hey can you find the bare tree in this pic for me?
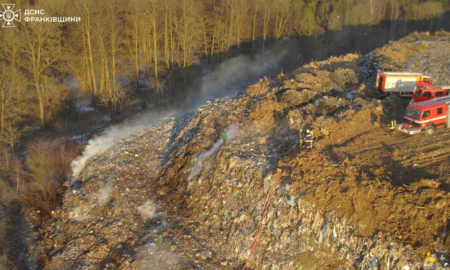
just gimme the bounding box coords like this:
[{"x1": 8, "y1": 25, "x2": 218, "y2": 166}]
[
  {"x1": 127, "y1": 0, "x2": 145, "y2": 90},
  {"x1": 261, "y1": 0, "x2": 273, "y2": 41},
  {"x1": 15, "y1": 21, "x2": 63, "y2": 129},
  {"x1": 75, "y1": 0, "x2": 99, "y2": 98},
  {"x1": 0, "y1": 63, "x2": 29, "y2": 133},
  {"x1": 298, "y1": 0, "x2": 321, "y2": 37},
  {"x1": 162, "y1": 0, "x2": 177, "y2": 68},
  {"x1": 178, "y1": 0, "x2": 202, "y2": 68},
  {"x1": 234, "y1": 0, "x2": 249, "y2": 46},
  {"x1": 250, "y1": 0, "x2": 260, "y2": 42},
  {"x1": 416, "y1": 1, "x2": 445, "y2": 31},
  {"x1": 274, "y1": 0, "x2": 292, "y2": 39},
  {"x1": 389, "y1": 0, "x2": 401, "y2": 39},
  {"x1": 0, "y1": 124, "x2": 23, "y2": 155},
  {"x1": 19, "y1": 138, "x2": 81, "y2": 215},
  {"x1": 369, "y1": 0, "x2": 384, "y2": 25}
]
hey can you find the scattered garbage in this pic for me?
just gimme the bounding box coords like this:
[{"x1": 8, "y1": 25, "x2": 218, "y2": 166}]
[{"x1": 35, "y1": 32, "x2": 450, "y2": 269}]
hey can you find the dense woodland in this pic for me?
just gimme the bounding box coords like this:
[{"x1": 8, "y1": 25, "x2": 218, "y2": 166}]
[
  {"x1": 0, "y1": 0, "x2": 448, "y2": 131},
  {"x1": 0, "y1": 0, "x2": 449, "y2": 267}
]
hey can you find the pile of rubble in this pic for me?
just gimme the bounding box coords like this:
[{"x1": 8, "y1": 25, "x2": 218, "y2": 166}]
[
  {"x1": 373, "y1": 30, "x2": 450, "y2": 85},
  {"x1": 36, "y1": 31, "x2": 450, "y2": 270}
]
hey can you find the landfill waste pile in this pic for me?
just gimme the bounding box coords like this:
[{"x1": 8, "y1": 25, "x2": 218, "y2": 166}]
[
  {"x1": 372, "y1": 31, "x2": 450, "y2": 86},
  {"x1": 35, "y1": 31, "x2": 450, "y2": 270}
]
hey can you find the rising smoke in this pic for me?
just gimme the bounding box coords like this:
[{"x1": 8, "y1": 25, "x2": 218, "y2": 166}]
[
  {"x1": 183, "y1": 48, "x2": 288, "y2": 111},
  {"x1": 134, "y1": 243, "x2": 179, "y2": 270},
  {"x1": 95, "y1": 179, "x2": 113, "y2": 206},
  {"x1": 187, "y1": 124, "x2": 240, "y2": 182},
  {"x1": 137, "y1": 200, "x2": 158, "y2": 220},
  {"x1": 71, "y1": 46, "x2": 289, "y2": 183},
  {"x1": 68, "y1": 206, "x2": 88, "y2": 222},
  {"x1": 70, "y1": 110, "x2": 176, "y2": 183}
]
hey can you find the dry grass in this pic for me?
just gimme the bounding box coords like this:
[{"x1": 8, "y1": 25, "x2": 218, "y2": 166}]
[
  {"x1": 16, "y1": 138, "x2": 83, "y2": 216},
  {"x1": 0, "y1": 253, "x2": 16, "y2": 270},
  {"x1": 305, "y1": 53, "x2": 360, "y2": 69},
  {"x1": 246, "y1": 77, "x2": 271, "y2": 97},
  {"x1": 375, "y1": 41, "x2": 421, "y2": 63},
  {"x1": 0, "y1": 217, "x2": 16, "y2": 270}
]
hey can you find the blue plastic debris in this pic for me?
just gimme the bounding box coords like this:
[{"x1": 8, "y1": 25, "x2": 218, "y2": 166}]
[
  {"x1": 224, "y1": 209, "x2": 228, "y2": 221},
  {"x1": 288, "y1": 198, "x2": 295, "y2": 206},
  {"x1": 371, "y1": 258, "x2": 377, "y2": 267}
]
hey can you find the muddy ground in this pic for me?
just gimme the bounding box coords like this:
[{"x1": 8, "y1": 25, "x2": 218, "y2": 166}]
[{"x1": 37, "y1": 31, "x2": 450, "y2": 270}]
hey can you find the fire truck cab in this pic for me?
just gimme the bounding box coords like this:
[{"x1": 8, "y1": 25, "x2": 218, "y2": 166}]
[
  {"x1": 411, "y1": 85, "x2": 449, "y2": 103},
  {"x1": 376, "y1": 72, "x2": 432, "y2": 97},
  {"x1": 397, "y1": 96, "x2": 450, "y2": 136}
]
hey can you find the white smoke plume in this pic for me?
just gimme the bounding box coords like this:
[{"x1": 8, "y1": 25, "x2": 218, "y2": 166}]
[
  {"x1": 183, "y1": 49, "x2": 288, "y2": 111},
  {"x1": 70, "y1": 110, "x2": 176, "y2": 183},
  {"x1": 71, "y1": 47, "x2": 289, "y2": 184},
  {"x1": 187, "y1": 124, "x2": 240, "y2": 182},
  {"x1": 186, "y1": 140, "x2": 221, "y2": 182},
  {"x1": 137, "y1": 200, "x2": 158, "y2": 220},
  {"x1": 68, "y1": 206, "x2": 88, "y2": 222},
  {"x1": 96, "y1": 180, "x2": 113, "y2": 206},
  {"x1": 134, "y1": 243, "x2": 178, "y2": 270},
  {"x1": 225, "y1": 123, "x2": 240, "y2": 141}
]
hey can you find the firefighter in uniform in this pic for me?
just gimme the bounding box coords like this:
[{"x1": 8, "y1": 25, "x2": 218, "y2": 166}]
[
  {"x1": 305, "y1": 129, "x2": 314, "y2": 149},
  {"x1": 299, "y1": 129, "x2": 304, "y2": 147}
]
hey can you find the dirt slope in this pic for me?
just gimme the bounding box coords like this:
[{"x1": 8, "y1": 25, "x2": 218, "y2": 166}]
[{"x1": 37, "y1": 31, "x2": 450, "y2": 270}]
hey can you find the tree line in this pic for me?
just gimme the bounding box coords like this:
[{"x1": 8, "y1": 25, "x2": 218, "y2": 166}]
[{"x1": 0, "y1": 0, "x2": 448, "y2": 133}]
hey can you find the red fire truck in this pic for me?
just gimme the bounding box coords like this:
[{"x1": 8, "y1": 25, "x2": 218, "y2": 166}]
[
  {"x1": 411, "y1": 84, "x2": 450, "y2": 103},
  {"x1": 396, "y1": 96, "x2": 450, "y2": 136},
  {"x1": 376, "y1": 72, "x2": 432, "y2": 96}
]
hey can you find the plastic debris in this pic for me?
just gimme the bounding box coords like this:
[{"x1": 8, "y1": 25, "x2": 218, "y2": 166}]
[{"x1": 34, "y1": 33, "x2": 450, "y2": 270}]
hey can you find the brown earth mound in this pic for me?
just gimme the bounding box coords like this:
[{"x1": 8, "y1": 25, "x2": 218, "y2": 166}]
[{"x1": 38, "y1": 32, "x2": 450, "y2": 270}]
